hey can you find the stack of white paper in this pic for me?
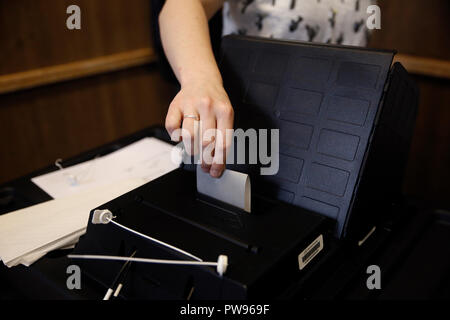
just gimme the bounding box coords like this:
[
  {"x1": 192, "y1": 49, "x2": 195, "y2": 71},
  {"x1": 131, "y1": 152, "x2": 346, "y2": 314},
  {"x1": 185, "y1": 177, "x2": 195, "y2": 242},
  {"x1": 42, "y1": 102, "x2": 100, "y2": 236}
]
[{"x1": 0, "y1": 137, "x2": 181, "y2": 267}]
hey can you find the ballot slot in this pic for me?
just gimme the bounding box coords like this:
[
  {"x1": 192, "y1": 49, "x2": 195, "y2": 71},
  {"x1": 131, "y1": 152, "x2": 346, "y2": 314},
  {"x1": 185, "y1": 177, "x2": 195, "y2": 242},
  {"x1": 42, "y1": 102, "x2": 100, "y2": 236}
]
[
  {"x1": 141, "y1": 196, "x2": 257, "y2": 252},
  {"x1": 196, "y1": 192, "x2": 249, "y2": 217}
]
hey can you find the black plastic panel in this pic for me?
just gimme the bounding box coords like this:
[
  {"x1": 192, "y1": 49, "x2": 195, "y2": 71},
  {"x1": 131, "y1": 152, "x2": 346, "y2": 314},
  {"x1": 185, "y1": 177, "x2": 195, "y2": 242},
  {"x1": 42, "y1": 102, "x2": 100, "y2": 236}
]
[{"x1": 220, "y1": 35, "x2": 396, "y2": 237}]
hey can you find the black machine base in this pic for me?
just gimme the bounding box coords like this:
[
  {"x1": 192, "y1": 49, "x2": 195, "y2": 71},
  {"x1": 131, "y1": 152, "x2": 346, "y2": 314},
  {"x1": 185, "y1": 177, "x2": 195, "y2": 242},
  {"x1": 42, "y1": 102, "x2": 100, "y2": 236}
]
[{"x1": 73, "y1": 168, "x2": 333, "y2": 299}]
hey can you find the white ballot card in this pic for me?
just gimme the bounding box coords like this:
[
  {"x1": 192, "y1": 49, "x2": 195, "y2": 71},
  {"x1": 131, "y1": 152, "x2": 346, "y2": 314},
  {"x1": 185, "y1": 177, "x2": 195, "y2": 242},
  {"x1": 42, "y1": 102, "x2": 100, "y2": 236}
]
[{"x1": 197, "y1": 168, "x2": 251, "y2": 213}]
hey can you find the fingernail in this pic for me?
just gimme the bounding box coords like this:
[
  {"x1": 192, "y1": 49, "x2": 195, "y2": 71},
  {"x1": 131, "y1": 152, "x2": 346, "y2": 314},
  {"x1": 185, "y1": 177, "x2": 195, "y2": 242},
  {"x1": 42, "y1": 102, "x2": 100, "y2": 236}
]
[
  {"x1": 201, "y1": 166, "x2": 209, "y2": 173},
  {"x1": 210, "y1": 168, "x2": 221, "y2": 178}
]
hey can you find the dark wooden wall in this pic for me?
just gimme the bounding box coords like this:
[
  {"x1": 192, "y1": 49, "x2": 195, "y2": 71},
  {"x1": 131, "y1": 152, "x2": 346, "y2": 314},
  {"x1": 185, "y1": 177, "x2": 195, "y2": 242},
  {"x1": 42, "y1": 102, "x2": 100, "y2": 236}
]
[
  {"x1": 0, "y1": 0, "x2": 154, "y2": 74},
  {"x1": 368, "y1": 0, "x2": 450, "y2": 209},
  {"x1": 0, "y1": 0, "x2": 177, "y2": 184},
  {"x1": 0, "y1": 0, "x2": 448, "y2": 209}
]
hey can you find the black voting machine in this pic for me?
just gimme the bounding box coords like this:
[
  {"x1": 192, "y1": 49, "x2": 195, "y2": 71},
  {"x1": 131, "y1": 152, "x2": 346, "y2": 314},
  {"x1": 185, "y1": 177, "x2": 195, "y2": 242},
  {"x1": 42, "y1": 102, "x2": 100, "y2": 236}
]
[{"x1": 72, "y1": 36, "x2": 418, "y2": 299}]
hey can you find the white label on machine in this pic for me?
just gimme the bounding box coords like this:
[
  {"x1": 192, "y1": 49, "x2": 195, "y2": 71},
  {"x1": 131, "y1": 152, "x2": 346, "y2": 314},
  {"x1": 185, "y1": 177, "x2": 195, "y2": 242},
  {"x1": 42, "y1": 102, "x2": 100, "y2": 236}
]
[{"x1": 298, "y1": 234, "x2": 324, "y2": 270}]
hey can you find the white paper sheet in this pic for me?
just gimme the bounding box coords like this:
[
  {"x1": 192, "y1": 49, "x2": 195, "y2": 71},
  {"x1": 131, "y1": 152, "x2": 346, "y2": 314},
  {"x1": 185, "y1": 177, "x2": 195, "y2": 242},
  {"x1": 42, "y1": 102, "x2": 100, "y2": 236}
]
[
  {"x1": 7, "y1": 228, "x2": 86, "y2": 267},
  {"x1": 197, "y1": 168, "x2": 251, "y2": 213},
  {"x1": 0, "y1": 179, "x2": 143, "y2": 267},
  {"x1": 31, "y1": 137, "x2": 181, "y2": 199},
  {"x1": 0, "y1": 138, "x2": 181, "y2": 267}
]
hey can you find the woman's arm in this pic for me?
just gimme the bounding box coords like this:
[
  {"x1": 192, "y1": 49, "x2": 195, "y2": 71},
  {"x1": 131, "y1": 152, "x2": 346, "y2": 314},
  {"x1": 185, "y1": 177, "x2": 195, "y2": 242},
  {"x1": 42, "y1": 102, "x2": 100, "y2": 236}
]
[{"x1": 159, "y1": 0, "x2": 232, "y2": 178}]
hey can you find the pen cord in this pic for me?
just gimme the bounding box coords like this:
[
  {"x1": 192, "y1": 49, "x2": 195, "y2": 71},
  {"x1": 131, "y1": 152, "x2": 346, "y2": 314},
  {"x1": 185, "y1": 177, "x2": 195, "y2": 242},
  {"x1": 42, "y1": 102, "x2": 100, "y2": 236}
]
[
  {"x1": 107, "y1": 218, "x2": 203, "y2": 262},
  {"x1": 68, "y1": 255, "x2": 218, "y2": 266},
  {"x1": 68, "y1": 254, "x2": 228, "y2": 279}
]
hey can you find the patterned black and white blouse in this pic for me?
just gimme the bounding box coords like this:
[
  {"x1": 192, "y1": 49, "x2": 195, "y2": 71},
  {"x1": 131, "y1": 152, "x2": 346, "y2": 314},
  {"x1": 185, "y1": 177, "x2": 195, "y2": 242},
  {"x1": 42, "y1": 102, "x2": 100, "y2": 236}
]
[{"x1": 222, "y1": 0, "x2": 376, "y2": 46}]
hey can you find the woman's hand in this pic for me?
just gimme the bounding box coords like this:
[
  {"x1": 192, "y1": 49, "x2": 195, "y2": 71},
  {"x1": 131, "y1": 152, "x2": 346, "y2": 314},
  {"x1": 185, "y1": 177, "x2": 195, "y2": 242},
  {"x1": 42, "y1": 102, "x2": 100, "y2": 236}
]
[
  {"x1": 159, "y1": 0, "x2": 229, "y2": 177},
  {"x1": 165, "y1": 78, "x2": 234, "y2": 178}
]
